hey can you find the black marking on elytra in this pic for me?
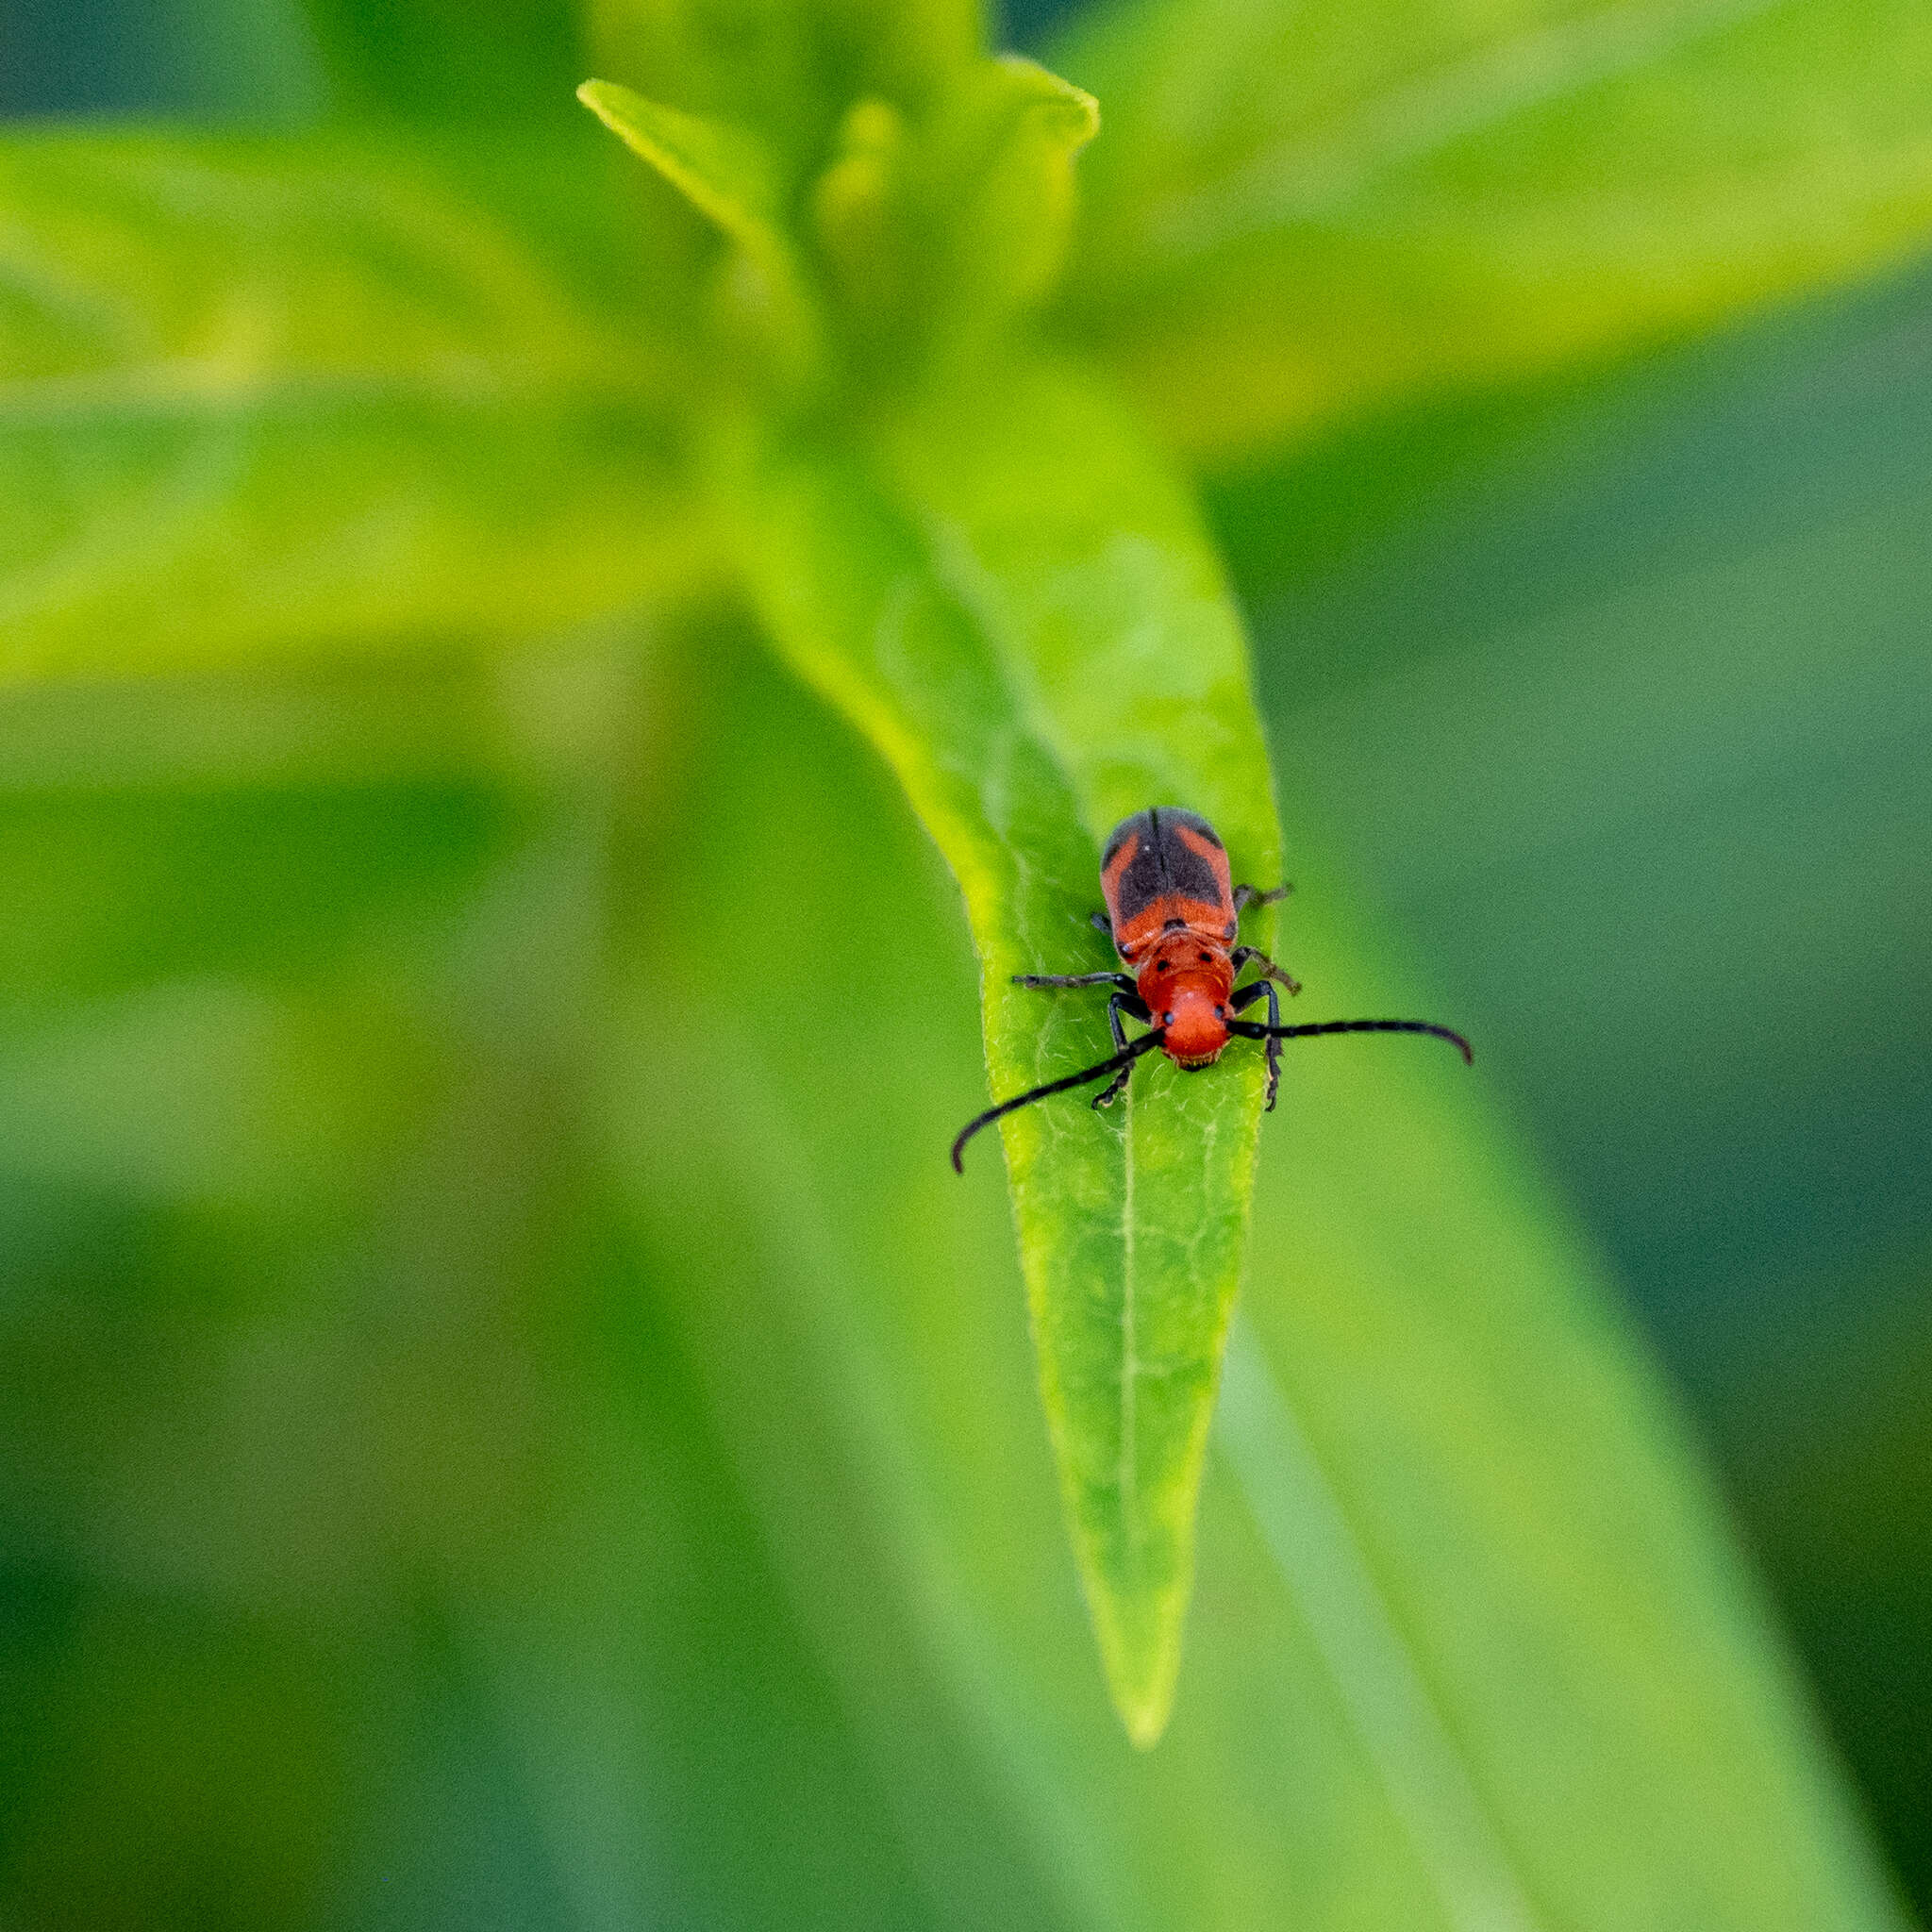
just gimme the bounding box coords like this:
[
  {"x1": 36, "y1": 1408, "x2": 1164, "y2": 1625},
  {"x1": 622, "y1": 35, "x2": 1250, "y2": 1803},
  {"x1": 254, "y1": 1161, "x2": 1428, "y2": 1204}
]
[{"x1": 1108, "y1": 807, "x2": 1223, "y2": 925}]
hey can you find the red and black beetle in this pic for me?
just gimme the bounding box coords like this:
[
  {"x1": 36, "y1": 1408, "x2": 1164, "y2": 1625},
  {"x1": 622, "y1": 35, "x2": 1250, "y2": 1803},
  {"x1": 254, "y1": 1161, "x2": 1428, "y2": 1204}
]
[{"x1": 951, "y1": 807, "x2": 1471, "y2": 1172}]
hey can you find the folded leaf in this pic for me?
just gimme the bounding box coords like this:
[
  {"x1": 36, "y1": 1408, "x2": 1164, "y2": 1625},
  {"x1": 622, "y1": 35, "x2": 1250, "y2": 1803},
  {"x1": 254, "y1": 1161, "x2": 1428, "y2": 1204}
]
[
  {"x1": 1056, "y1": 0, "x2": 1932, "y2": 465},
  {"x1": 576, "y1": 79, "x2": 820, "y2": 370},
  {"x1": 584, "y1": 0, "x2": 979, "y2": 180},
  {"x1": 811, "y1": 58, "x2": 1099, "y2": 357},
  {"x1": 0, "y1": 131, "x2": 708, "y2": 681},
  {"x1": 931, "y1": 57, "x2": 1100, "y2": 349},
  {"x1": 728, "y1": 350, "x2": 1282, "y2": 1743}
]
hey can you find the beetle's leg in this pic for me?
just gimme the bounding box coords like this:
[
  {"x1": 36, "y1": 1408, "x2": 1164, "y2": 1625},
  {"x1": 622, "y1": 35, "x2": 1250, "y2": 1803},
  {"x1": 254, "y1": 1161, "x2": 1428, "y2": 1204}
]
[
  {"x1": 1092, "y1": 991, "x2": 1154, "y2": 1108},
  {"x1": 1103, "y1": 990, "x2": 1152, "y2": 1051},
  {"x1": 1233, "y1": 881, "x2": 1291, "y2": 916},
  {"x1": 1012, "y1": 973, "x2": 1145, "y2": 1107},
  {"x1": 1231, "y1": 944, "x2": 1301, "y2": 997},
  {"x1": 1231, "y1": 976, "x2": 1283, "y2": 1111}
]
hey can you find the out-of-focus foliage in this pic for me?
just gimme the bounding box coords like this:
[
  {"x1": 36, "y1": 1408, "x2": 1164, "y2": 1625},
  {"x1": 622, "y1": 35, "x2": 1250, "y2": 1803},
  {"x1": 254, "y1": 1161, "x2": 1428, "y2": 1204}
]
[
  {"x1": 2, "y1": 0, "x2": 1930, "y2": 1923},
  {"x1": 1052, "y1": 0, "x2": 1932, "y2": 464},
  {"x1": 1219, "y1": 248, "x2": 1932, "y2": 1908},
  {"x1": 0, "y1": 133, "x2": 705, "y2": 675}
]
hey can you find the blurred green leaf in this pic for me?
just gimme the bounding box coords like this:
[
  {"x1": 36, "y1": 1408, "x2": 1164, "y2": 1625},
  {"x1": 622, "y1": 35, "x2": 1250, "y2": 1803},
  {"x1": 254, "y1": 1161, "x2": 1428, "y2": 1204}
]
[
  {"x1": 808, "y1": 56, "x2": 1100, "y2": 362},
  {"x1": 729, "y1": 350, "x2": 1282, "y2": 1742},
  {"x1": 0, "y1": 131, "x2": 712, "y2": 678},
  {"x1": 1221, "y1": 844, "x2": 1908, "y2": 1932},
  {"x1": 577, "y1": 80, "x2": 787, "y2": 256},
  {"x1": 576, "y1": 79, "x2": 822, "y2": 372},
  {"x1": 583, "y1": 0, "x2": 979, "y2": 182},
  {"x1": 917, "y1": 55, "x2": 1099, "y2": 352},
  {"x1": 1054, "y1": 0, "x2": 1932, "y2": 465},
  {"x1": 580, "y1": 55, "x2": 1096, "y2": 386}
]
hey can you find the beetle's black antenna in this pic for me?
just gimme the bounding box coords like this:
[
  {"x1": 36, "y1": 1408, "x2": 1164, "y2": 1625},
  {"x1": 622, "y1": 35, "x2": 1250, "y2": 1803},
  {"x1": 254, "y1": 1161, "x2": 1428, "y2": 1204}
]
[
  {"x1": 1226, "y1": 1017, "x2": 1473, "y2": 1063},
  {"x1": 952, "y1": 1031, "x2": 1165, "y2": 1173}
]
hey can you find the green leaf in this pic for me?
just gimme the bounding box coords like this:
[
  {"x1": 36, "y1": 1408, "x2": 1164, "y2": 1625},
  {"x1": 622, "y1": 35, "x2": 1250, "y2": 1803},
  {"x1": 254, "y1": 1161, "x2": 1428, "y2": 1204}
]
[
  {"x1": 579, "y1": 57, "x2": 1096, "y2": 382},
  {"x1": 1055, "y1": 0, "x2": 1932, "y2": 466},
  {"x1": 576, "y1": 79, "x2": 784, "y2": 254},
  {"x1": 583, "y1": 0, "x2": 980, "y2": 180},
  {"x1": 610, "y1": 627, "x2": 1907, "y2": 1927},
  {"x1": 727, "y1": 349, "x2": 1282, "y2": 1744},
  {"x1": 808, "y1": 58, "x2": 1098, "y2": 369},
  {"x1": 922, "y1": 56, "x2": 1100, "y2": 349},
  {"x1": 575, "y1": 78, "x2": 820, "y2": 371},
  {"x1": 1215, "y1": 846, "x2": 1907, "y2": 1932},
  {"x1": 0, "y1": 131, "x2": 710, "y2": 680}
]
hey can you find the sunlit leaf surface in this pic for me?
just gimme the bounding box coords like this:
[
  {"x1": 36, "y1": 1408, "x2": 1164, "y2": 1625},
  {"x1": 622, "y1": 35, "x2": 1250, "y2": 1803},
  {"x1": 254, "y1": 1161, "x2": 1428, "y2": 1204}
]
[{"x1": 730, "y1": 351, "x2": 1282, "y2": 1742}]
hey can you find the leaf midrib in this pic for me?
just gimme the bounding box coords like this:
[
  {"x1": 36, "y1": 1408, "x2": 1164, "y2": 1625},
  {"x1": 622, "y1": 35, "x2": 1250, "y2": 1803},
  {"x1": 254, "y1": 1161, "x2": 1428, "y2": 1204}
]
[{"x1": 895, "y1": 480, "x2": 1154, "y2": 1561}]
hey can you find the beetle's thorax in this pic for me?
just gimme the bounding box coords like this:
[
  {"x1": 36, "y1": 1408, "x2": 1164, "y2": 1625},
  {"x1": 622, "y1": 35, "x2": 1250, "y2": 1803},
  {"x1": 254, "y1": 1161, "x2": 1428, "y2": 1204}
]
[{"x1": 1134, "y1": 941, "x2": 1235, "y2": 1070}]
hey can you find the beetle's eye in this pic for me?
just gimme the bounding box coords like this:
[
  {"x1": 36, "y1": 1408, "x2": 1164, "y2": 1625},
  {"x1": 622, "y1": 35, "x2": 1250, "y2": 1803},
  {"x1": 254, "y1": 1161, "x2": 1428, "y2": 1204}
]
[
  {"x1": 1214, "y1": 1006, "x2": 1224, "y2": 1019},
  {"x1": 1161, "y1": 1011, "x2": 1174, "y2": 1025}
]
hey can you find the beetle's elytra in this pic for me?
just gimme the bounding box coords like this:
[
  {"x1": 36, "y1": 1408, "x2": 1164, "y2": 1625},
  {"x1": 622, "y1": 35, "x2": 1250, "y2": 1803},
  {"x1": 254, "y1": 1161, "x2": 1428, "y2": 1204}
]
[{"x1": 951, "y1": 807, "x2": 1471, "y2": 1172}]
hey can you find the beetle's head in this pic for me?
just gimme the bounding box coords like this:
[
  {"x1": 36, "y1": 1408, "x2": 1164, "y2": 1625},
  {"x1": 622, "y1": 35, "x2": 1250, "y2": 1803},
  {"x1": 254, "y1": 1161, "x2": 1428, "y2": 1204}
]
[
  {"x1": 1156, "y1": 981, "x2": 1229, "y2": 1068},
  {"x1": 1139, "y1": 941, "x2": 1234, "y2": 1069}
]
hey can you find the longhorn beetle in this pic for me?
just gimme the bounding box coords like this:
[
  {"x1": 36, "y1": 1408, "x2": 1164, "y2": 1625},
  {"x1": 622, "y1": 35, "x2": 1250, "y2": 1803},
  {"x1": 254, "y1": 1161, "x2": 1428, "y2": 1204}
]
[{"x1": 951, "y1": 807, "x2": 1471, "y2": 1173}]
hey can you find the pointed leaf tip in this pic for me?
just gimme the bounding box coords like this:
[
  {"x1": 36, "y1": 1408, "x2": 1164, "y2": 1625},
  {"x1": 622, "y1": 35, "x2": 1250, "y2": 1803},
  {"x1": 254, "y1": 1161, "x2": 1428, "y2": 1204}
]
[
  {"x1": 992, "y1": 54, "x2": 1100, "y2": 150},
  {"x1": 730, "y1": 355, "x2": 1277, "y2": 1746},
  {"x1": 575, "y1": 78, "x2": 818, "y2": 375},
  {"x1": 575, "y1": 79, "x2": 781, "y2": 246},
  {"x1": 1101, "y1": 1607, "x2": 1184, "y2": 1750}
]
